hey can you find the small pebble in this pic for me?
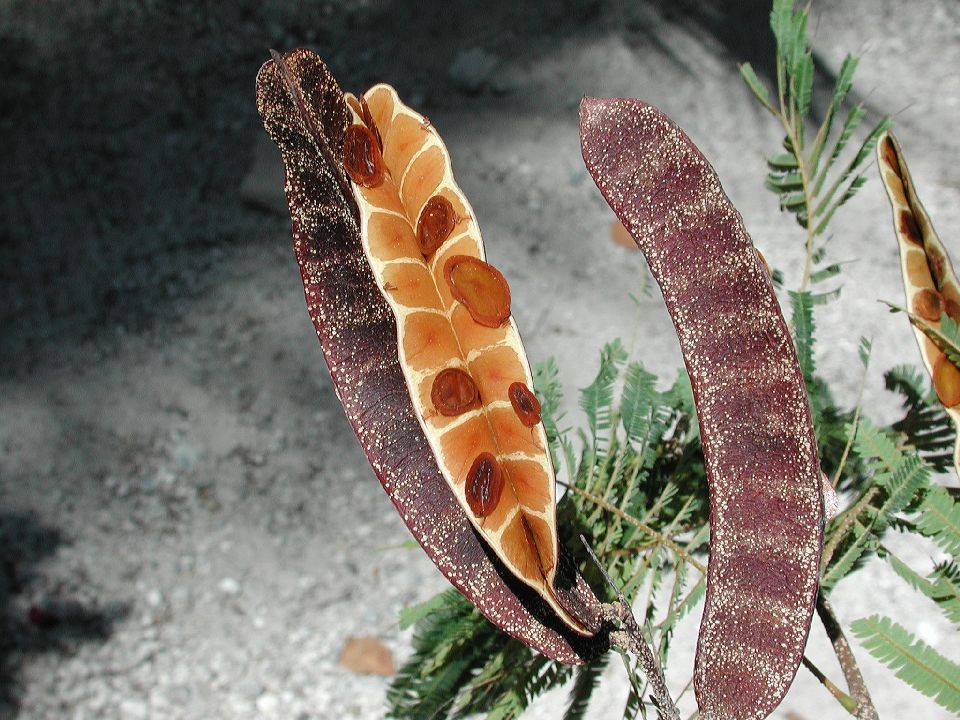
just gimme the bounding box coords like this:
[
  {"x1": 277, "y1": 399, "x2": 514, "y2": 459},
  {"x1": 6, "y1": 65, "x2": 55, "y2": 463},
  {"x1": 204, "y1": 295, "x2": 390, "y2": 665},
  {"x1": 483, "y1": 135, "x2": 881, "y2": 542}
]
[
  {"x1": 119, "y1": 698, "x2": 148, "y2": 719},
  {"x1": 256, "y1": 692, "x2": 279, "y2": 713},
  {"x1": 218, "y1": 577, "x2": 241, "y2": 595}
]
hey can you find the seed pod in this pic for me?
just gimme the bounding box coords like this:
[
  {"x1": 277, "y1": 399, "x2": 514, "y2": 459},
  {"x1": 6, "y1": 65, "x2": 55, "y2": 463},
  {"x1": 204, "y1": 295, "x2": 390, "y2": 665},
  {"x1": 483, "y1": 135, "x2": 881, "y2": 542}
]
[
  {"x1": 342, "y1": 82, "x2": 592, "y2": 635},
  {"x1": 877, "y1": 131, "x2": 960, "y2": 474},
  {"x1": 256, "y1": 49, "x2": 602, "y2": 663},
  {"x1": 580, "y1": 97, "x2": 824, "y2": 720}
]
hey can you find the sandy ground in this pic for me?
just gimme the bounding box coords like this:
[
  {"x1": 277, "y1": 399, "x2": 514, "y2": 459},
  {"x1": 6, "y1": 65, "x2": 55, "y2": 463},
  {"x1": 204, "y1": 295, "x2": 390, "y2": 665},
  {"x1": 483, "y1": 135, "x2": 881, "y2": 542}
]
[{"x1": 1, "y1": 0, "x2": 958, "y2": 718}]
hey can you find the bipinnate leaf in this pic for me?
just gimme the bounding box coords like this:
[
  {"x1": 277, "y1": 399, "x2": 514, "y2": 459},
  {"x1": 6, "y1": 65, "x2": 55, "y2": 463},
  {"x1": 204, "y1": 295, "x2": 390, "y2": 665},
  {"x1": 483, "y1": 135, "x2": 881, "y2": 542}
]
[
  {"x1": 580, "y1": 97, "x2": 824, "y2": 720},
  {"x1": 917, "y1": 485, "x2": 960, "y2": 557},
  {"x1": 851, "y1": 615, "x2": 960, "y2": 713},
  {"x1": 256, "y1": 49, "x2": 603, "y2": 664}
]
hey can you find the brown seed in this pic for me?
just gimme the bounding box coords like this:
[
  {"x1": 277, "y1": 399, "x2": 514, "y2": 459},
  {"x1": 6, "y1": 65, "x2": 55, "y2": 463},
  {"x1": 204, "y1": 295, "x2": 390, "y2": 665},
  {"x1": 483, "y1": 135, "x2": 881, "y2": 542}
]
[
  {"x1": 431, "y1": 367, "x2": 480, "y2": 416},
  {"x1": 465, "y1": 452, "x2": 504, "y2": 518},
  {"x1": 913, "y1": 288, "x2": 943, "y2": 322},
  {"x1": 933, "y1": 353, "x2": 960, "y2": 408},
  {"x1": 417, "y1": 195, "x2": 457, "y2": 257},
  {"x1": 444, "y1": 255, "x2": 511, "y2": 328},
  {"x1": 508, "y1": 382, "x2": 542, "y2": 426},
  {"x1": 899, "y1": 210, "x2": 923, "y2": 246},
  {"x1": 343, "y1": 124, "x2": 384, "y2": 188}
]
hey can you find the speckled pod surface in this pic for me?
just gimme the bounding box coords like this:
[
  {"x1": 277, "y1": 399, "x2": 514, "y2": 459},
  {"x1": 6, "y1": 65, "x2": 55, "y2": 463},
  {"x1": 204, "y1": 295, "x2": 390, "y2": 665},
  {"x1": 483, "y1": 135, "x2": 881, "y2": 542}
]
[
  {"x1": 255, "y1": 49, "x2": 602, "y2": 664},
  {"x1": 580, "y1": 97, "x2": 824, "y2": 719},
  {"x1": 877, "y1": 131, "x2": 960, "y2": 476}
]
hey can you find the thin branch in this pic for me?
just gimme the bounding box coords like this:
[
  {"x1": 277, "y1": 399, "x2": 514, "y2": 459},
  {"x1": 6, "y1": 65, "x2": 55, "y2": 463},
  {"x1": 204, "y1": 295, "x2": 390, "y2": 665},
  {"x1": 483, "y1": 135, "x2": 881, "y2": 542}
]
[
  {"x1": 816, "y1": 593, "x2": 879, "y2": 719},
  {"x1": 801, "y1": 655, "x2": 858, "y2": 715},
  {"x1": 582, "y1": 536, "x2": 681, "y2": 720}
]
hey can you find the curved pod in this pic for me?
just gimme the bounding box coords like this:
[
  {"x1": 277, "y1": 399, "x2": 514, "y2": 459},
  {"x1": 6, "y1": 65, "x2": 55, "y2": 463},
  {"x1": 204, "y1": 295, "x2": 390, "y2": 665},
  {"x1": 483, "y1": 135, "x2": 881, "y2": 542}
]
[
  {"x1": 256, "y1": 49, "x2": 601, "y2": 664},
  {"x1": 342, "y1": 84, "x2": 588, "y2": 634},
  {"x1": 580, "y1": 97, "x2": 824, "y2": 720},
  {"x1": 877, "y1": 131, "x2": 960, "y2": 475}
]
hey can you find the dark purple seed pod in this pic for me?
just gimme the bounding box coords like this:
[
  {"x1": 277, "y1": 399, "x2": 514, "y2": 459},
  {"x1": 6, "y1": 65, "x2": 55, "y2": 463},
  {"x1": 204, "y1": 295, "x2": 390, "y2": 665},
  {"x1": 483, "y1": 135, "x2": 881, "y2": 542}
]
[
  {"x1": 255, "y1": 48, "x2": 603, "y2": 664},
  {"x1": 580, "y1": 96, "x2": 824, "y2": 719}
]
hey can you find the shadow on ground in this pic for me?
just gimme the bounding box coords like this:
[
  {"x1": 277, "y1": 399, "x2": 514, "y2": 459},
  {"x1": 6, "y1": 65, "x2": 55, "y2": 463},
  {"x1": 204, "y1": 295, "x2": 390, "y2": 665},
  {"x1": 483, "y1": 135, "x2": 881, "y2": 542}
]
[
  {"x1": 0, "y1": 0, "x2": 792, "y2": 377},
  {"x1": 0, "y1": 512, "x2": 129, "y2": 715}
]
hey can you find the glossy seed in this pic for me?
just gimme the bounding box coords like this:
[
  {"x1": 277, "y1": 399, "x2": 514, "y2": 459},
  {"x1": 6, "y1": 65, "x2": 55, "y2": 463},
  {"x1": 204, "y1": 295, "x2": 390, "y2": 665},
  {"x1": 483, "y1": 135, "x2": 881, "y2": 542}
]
[
  {"x1": 933, "y1": 353, "x2": 960, "y2": 408},
  {"x1": 913, "y1": 288, "x2": 943, "y2": 322},
  {"x1": 417, "y1": 195, "x2": 457, "y2": 257},
  {"x1": 466, "y1": 452, "x2": 504, "y2": 518},
  {"x1": 509, "y1": 382, "x2": 542, "y2": 426},
  {"x1": 343, "y1": 124, "x2": 384, "y2": 187},
  {"x1": 431, "y1": 367, "x2": 480, "y2": 416},
  {"x1": 444, "y1": 255, "x2": 511, "y2": 328}
]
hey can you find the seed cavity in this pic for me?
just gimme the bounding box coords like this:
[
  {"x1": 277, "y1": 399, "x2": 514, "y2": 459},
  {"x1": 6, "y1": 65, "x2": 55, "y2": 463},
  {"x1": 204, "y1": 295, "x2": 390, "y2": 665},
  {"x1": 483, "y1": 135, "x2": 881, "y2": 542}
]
[
  {"x1": 443, "y1": 255, "x2": 511, "y2": 328},
  {"x1": 508, "y1": 382, "x2": 542, "y2": 427},
  {"x1": 343, "y1": 124, "x2": 384, "y2": 188},
  {"x1": 881, "y1": 135, "x2": 899, "y2": 172},
  {"x1": 933, "y1": 353, "x2": 960, "y2": 408},
  {"x1": 431, "y1": 367, "x2": 480, "y2": 416},
  {"x1": 466, "y1": 452, "x2": 504, "y2": 518},
  {"x1": 417, "y1": 195, "x2": 458, "y2": 257}
]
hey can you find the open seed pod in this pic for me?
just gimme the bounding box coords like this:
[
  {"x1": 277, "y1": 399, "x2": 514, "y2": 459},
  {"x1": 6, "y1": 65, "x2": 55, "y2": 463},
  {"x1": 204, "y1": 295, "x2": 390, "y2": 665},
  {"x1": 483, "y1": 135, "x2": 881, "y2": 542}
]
[
  {"x1": 877, "y1": 131, "x2": 960, "y2": 475},
  {"x1": 255, "y1": 48, "x2": 603, "y2": 664},
  {"x1": 580, "y1": 97, "x2": 824, "y2": 720}
]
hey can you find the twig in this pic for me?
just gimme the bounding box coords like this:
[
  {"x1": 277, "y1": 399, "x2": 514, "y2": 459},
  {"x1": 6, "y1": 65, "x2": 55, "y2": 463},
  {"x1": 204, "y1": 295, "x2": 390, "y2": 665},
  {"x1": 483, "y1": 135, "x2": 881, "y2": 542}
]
[
  {"x1": 816, "y1": 593, "x2": 879, "y2": 719},
  {"x1": 800, "y1": 656, "x2": 858, "y2": 716},
  {"x1": 582, "y1": 536, "x2": 681, "y2": 720}
]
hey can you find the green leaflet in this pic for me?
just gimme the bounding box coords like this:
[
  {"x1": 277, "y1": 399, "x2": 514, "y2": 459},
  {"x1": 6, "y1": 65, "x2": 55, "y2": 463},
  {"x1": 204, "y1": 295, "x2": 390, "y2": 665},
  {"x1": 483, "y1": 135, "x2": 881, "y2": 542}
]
[
  {"x1": 822, "y1": 420, "x2": 931, "y2": 590},
  {"x1": 917, "y1": 486, "x2": 960, "y2": 557},
  {"x1": 580, "y1": 339, "x2": 628, "y2": 440},
  {"x1": 851, "y1": 615, "x2": 960, "y2": 713},
  {"x1": 746, "y1": 0, "x2": 890, "y2": 272},
  {"x1": 790, "y1": 290, "x2": 816, "y2": 383}
]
